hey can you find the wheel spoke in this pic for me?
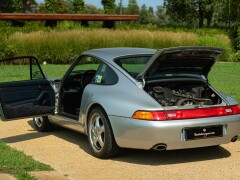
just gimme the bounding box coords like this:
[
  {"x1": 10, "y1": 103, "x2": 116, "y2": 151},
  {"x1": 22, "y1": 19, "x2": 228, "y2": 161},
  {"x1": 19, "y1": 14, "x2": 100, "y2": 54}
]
[
  {"x1": 98, "y1": 136, "x2": 104, "y2": 148},
  {"x1": 93, "y1": 136, "x2": 98, "y2": 147},
  {"x1": 95, "y1": 117, "x2": 100, "y2": 128},
  {"x1": 98, "y1": 125, "x2": 105, "y2": 135}
]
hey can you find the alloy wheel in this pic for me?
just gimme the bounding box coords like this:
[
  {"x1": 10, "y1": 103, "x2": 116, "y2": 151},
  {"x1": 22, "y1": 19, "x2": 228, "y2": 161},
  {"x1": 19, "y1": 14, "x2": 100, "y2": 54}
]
[
  {"x1": 34, "y1": 116, "x2": 44, "y2": 127},
  {"x1": 89, "y1": 113, "x2": 105, "y2": 152}
]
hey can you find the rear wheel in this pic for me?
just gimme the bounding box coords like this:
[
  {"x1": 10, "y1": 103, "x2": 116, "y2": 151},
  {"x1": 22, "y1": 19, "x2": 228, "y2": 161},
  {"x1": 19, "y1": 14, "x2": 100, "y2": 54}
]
[
  {"x1": 87, "y1": 107, "x2": 121, "y2": 158},
  {"x1": 33, "y1": 116, "x2": 52, "y2": 132}
]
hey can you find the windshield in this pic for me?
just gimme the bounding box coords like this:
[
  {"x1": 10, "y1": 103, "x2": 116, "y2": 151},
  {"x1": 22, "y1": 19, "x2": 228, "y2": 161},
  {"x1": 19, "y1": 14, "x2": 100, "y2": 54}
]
[{"x1": 114, "y1": 56, "x2": 151, "y2": 78}]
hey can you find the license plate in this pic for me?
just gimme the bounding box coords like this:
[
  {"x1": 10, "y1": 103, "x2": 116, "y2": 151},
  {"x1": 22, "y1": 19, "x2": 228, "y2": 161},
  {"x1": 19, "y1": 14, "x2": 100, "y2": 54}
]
[{"x1": 183, "y1": 125, "x2": 223, "y2": 141}]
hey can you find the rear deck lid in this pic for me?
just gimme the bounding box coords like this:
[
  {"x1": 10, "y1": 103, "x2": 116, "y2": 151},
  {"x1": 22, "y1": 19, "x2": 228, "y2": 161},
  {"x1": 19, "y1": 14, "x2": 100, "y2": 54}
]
[{"x1": 138, "y1": 46, "x2": 223, "y2": 79}]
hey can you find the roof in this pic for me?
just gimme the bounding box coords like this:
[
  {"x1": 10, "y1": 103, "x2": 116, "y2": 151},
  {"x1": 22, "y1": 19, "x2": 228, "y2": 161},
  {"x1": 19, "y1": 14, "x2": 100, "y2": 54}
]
[
  {"x1": 0, "y1": 13, "x2": 139, "y2": 21},
  {"x1": 82, "y1": 48, "x2": 157, "y2": 64}
]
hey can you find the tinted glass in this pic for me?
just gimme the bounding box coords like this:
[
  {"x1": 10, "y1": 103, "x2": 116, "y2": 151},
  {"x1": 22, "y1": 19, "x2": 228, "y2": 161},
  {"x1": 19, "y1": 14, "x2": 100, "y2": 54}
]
[
  {"x1": 71, "y1": 56, "x2": 100, "y2": 74},
  {"x1": 115, "y1": 56, "x2": 151, "y2": 78},
  {"x1": 93, "y1": 63, "x2": 118, "y2": 85}
]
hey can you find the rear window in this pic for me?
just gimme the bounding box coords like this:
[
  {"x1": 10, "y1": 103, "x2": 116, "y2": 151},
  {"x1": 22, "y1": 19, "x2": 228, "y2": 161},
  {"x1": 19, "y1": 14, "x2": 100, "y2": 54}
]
[{"x1": 115, "y1": 56, "x2": 151, "y2": 78}]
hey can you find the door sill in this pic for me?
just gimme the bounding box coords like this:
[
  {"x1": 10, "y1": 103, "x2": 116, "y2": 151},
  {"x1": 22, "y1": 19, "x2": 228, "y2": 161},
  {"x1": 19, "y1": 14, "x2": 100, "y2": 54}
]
[{"x1": 58, "y1": 112, "x2": 78, "y2": 121}]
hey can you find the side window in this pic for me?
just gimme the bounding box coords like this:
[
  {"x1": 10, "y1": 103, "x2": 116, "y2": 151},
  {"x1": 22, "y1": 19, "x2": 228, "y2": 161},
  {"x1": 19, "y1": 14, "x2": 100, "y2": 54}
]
[
  {"x1": 0, "y1": 57, "x2": 44, "y2": 83},
  {"x1": 31, "y1": 59, "x2": 44, "y2": 79},
  {"x1": 115, "y1": 56, "x2": 151, "y2": 78},
  {"x1": 63, "y1": 55, "x2": 101, "y2": 89},
  {"x1": 93, "y1": 63, "x2": 118, "y2": 85},
  {"x1": 70, "y1": 56, "x2": 101, "y2": 74}
]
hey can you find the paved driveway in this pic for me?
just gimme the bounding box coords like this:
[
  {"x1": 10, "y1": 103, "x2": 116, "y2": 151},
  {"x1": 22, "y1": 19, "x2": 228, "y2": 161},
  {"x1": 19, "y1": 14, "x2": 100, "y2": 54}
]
[{"x1": 0, "y1": 119, "x2": 240, "y2": 179}]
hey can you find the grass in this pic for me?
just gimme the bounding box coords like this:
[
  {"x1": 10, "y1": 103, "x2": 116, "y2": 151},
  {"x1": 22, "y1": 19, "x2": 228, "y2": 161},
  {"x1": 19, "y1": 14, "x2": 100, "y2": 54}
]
[
  {"x1": 209, "y1": 63, "x2": 240, "y2": 103},
  {"x1": 1, "y1": 29, "x2": 233, "y2": 64},
  {"x1": 0, "y1": 141, "x2": 52, "y2": 180}
]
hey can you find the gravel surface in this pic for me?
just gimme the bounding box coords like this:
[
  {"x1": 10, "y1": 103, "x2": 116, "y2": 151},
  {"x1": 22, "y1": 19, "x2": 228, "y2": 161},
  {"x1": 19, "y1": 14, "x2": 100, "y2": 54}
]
[{"x1": 0, "y1": 118, "x2": 240, "y2": 179}]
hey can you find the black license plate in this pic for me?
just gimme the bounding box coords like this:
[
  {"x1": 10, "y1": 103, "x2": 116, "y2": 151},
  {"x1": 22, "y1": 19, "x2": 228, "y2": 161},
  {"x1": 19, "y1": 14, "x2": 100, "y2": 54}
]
[{"x1": 184, "y1": 125, "x2": 223, "y2": 141}]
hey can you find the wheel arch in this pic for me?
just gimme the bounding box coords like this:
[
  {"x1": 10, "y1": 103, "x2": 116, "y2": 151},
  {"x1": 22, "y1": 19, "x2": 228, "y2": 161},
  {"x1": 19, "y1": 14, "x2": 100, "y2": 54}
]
[{"x1": 84, "y1": 103, "x2": 110, "y2": 135}]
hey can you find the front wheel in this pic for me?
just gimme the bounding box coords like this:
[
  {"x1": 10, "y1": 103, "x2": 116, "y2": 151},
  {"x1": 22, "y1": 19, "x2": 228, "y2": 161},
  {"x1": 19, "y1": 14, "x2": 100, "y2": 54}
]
[
  {"x1": 33, "y1": 116, "x2": 52, "y2": 132},
  {"x1": 87, "y1": 107, "x2": 121, "y2": 158}
]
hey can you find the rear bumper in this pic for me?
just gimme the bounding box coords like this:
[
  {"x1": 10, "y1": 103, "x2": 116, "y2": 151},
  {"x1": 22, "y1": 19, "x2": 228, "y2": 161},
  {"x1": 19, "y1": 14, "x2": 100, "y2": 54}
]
[{"x1": 108, "y1": 115, "x2": 240, "y2": 150}]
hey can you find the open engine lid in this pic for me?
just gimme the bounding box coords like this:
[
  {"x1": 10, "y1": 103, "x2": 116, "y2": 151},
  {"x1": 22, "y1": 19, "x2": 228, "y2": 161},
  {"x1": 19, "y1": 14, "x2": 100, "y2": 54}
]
[{"x1": 138, "y1": 46, "x2": 223, "y2": 79}]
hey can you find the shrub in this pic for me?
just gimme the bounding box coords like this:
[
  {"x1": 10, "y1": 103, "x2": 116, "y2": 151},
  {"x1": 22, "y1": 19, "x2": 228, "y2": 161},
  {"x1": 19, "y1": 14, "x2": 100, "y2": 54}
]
[
  {"x1": 2, "y1": 29, "x2": 233, "y2": 63},
  {"x1": 198, "y1": 34, "x2": 233, "y2": 62},
  {"x1": 230, "y1": 51, "x2": 240, "y2": 62}
]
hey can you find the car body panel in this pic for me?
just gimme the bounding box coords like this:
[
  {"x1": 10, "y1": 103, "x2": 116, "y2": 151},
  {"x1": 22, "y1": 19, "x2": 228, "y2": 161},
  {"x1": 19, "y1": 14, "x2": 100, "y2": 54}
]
[
  {"x1": 0, "y1": 56, "x2": 55, "y2": 120},
  {"x1": 109, "y1": 114, "x2": 240, "y2": 150},
  {"x1": 138, "y1": 46, "x2": 223, "y2": 78},
  {"x1": 78, "y1": 69, "x2": 162, "y2": 133}
]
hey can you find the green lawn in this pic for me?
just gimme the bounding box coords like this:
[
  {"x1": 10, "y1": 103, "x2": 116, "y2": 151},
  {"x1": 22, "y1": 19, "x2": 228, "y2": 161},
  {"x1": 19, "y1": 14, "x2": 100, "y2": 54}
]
[
  {"x1": 209, "y1": 63, "x2": 240, "y2": 103},
  {"x1": 0, "y1": 141, "x2": 52, "y2": 180}
]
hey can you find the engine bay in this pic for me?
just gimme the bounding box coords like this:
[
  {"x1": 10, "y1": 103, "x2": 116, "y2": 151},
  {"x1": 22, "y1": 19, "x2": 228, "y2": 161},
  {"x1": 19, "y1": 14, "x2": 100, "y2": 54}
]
[{"x1": 145, "y1": 81, "x2": 222, "y2": 107}]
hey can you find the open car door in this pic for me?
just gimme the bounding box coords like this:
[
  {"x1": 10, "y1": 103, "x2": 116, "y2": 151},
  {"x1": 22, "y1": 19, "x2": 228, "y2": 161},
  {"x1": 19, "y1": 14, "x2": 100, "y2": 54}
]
[{"x1": 0, "y1": 56, "x2": 55, "y2": 121}]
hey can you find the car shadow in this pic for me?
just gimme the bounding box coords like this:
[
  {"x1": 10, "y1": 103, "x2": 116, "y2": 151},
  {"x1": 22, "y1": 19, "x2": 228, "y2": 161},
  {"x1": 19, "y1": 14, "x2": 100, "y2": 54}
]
[
  {"x1": 1, "y1": 120, "x2": 93, "y2": 155},
  {"x1": 1, "y1": 120, "x2": 231, "y2": 166},
  {"x1": 112, "y1": 146, "x2": 231, "y2": 165}
]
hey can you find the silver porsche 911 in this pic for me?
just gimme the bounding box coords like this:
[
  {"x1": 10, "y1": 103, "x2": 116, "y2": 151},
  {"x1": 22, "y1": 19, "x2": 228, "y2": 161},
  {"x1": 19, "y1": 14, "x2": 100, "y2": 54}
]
[{"x1": 1, "y1": 46, "x2": 240, "y2": 158}]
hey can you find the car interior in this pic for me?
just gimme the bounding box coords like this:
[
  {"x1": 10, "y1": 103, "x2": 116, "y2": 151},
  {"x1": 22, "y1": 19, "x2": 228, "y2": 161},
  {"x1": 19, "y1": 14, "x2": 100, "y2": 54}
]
[
  {"x1": 59, "y1": 56, "x2": 100, "y2": 119},
  {"x1": 59, "y1": 56, "x2": 118, "y2": 119},
  {"x1": 60, "y1": 70, "x2": 96, "y2": 117}
]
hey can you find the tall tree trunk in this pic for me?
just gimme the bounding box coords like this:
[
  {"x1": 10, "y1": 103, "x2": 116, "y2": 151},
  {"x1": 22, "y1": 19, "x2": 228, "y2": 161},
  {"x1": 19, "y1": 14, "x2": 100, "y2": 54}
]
[
  {"x1": 206, "y1": 17, "x2": 212, "y2": 27},
  {"x1": 198, "y1": 0, "x2": 204, "y2": 28}
]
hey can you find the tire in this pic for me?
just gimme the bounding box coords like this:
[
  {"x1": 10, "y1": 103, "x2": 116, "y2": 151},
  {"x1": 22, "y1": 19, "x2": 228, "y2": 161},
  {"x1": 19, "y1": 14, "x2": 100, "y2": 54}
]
[
  {"x1": 87, "y1": 107, "x2": 121, "y2": 159},
  {"x1": 33, "y1": 116, "x2": 52, "y2": 132}
]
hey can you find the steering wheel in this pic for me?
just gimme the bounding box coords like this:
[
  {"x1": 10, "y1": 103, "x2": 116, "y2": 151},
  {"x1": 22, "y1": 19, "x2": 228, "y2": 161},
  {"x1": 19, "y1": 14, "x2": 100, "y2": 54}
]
[{"x1": 80, "y1": 70, "x2": 96, "y2": 89}]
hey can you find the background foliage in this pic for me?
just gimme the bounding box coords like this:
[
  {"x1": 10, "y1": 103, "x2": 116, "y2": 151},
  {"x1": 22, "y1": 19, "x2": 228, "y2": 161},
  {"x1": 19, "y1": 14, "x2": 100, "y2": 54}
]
[
  {"x1": 0, "y1": 28, "x2": 232, "y2": 63},
  {"x1": 1, "y1": 0, "x2": 240, "y2": 62}
]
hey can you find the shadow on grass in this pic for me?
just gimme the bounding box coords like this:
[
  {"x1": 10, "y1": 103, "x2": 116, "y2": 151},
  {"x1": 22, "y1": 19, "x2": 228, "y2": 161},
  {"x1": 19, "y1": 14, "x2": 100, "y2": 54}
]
[{"x1": 1, "y1": 120, "x2": 232, "y2": 166}]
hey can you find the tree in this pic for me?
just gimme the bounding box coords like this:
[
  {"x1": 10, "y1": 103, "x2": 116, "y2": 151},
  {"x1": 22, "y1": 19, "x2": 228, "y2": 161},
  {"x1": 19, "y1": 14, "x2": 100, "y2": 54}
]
[
  {"x1": 23, "y1": 0, "x2": 37, "y2": 12},
  {"x1": 0, "y1": 0, "x2": 12, "y2": 12},
  {"x1": 164, "y1": 0, "x2": 196, "y2": 27},
  {"x1": 101, "y1": 0, "x2": 115, "y2": 28},
  {"x1": 156, "y1": 5, "x2": 169, "y2": 26},
  {"x1": 115, "y1": 2, "x2": 127, "y2": 14},
  {"x1": 127, "y1": 0, "x2": 139, "y2": 15},
  {"x1": 101, "y1": 0, "x2": 115, "y2": 14},
  {"x1": 12, "y1": 0, "x2": 24, "y2": 12},
  {"x1": 73, "y1": 0, "x2": 85, "y2": 14},
  {"x1": 147, "y1": 6, "x2": 157, "y2": 24},
  {"x1": 44, "y1": 0, "x2": 70, "y2": 14},
  {"x1": 0, "y1": 0, "x2": 36, "y2": 13},
  {"x1": 140, "y1": 4, "x2": 148, "y2": 24},
  {"x1": 164, "y1": 0, "x2": 216, "y2": 28},
  {"x1": 85, "y1": 4, "x2": 98, "y2": 14}
]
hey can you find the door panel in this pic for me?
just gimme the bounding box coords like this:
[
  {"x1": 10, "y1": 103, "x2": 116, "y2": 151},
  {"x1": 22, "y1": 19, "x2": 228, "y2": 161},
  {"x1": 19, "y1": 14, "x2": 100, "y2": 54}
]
[
  {"x1": 0, "y1": 56, "x2": 55, "y2": 120},
  {"x1": 0, "y1": 79, "x2": 55, "y2": 120}
]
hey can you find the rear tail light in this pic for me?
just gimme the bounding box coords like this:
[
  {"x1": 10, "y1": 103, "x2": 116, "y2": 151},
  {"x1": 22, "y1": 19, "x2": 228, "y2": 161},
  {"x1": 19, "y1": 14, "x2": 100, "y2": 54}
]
[
  {"x1": 132, "y1": 105, "x2": 240, "y2": 121},
  {"x1": 132, "y1": 111, "x2": 167, "y2": 120},
  {"x1": 232, "y1": 105, "x2": 240, "y2": 114}
]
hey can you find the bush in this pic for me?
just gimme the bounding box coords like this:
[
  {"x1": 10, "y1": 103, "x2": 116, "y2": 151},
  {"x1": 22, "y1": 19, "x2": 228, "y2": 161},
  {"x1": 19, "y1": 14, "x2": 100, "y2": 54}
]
[
  {"x1": 1, "y1": 29, "x2": 233, "y2": 63},
  {"x1": 230, "y1": 51, "x2": 240, "y2": 62},
  {"x1": 198, "y1": 34, "x2": 233, "y2": 62}
]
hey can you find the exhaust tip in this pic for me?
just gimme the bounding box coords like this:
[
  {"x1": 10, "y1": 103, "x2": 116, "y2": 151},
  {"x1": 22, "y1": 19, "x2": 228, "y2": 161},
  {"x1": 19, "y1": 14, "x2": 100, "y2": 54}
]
[
  {"x1": 152, "y1": 143, "x2": 167, "y2": 151},
  {"x1": 231, "y1": 135, "x2": 238, "y2": 142}
]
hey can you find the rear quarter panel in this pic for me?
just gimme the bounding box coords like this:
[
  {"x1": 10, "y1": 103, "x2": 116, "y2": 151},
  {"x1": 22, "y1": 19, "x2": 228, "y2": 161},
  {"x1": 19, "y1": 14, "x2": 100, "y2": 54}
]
[{"x1": 78, "y1": 65, "x2": 161, "y2": 128}]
